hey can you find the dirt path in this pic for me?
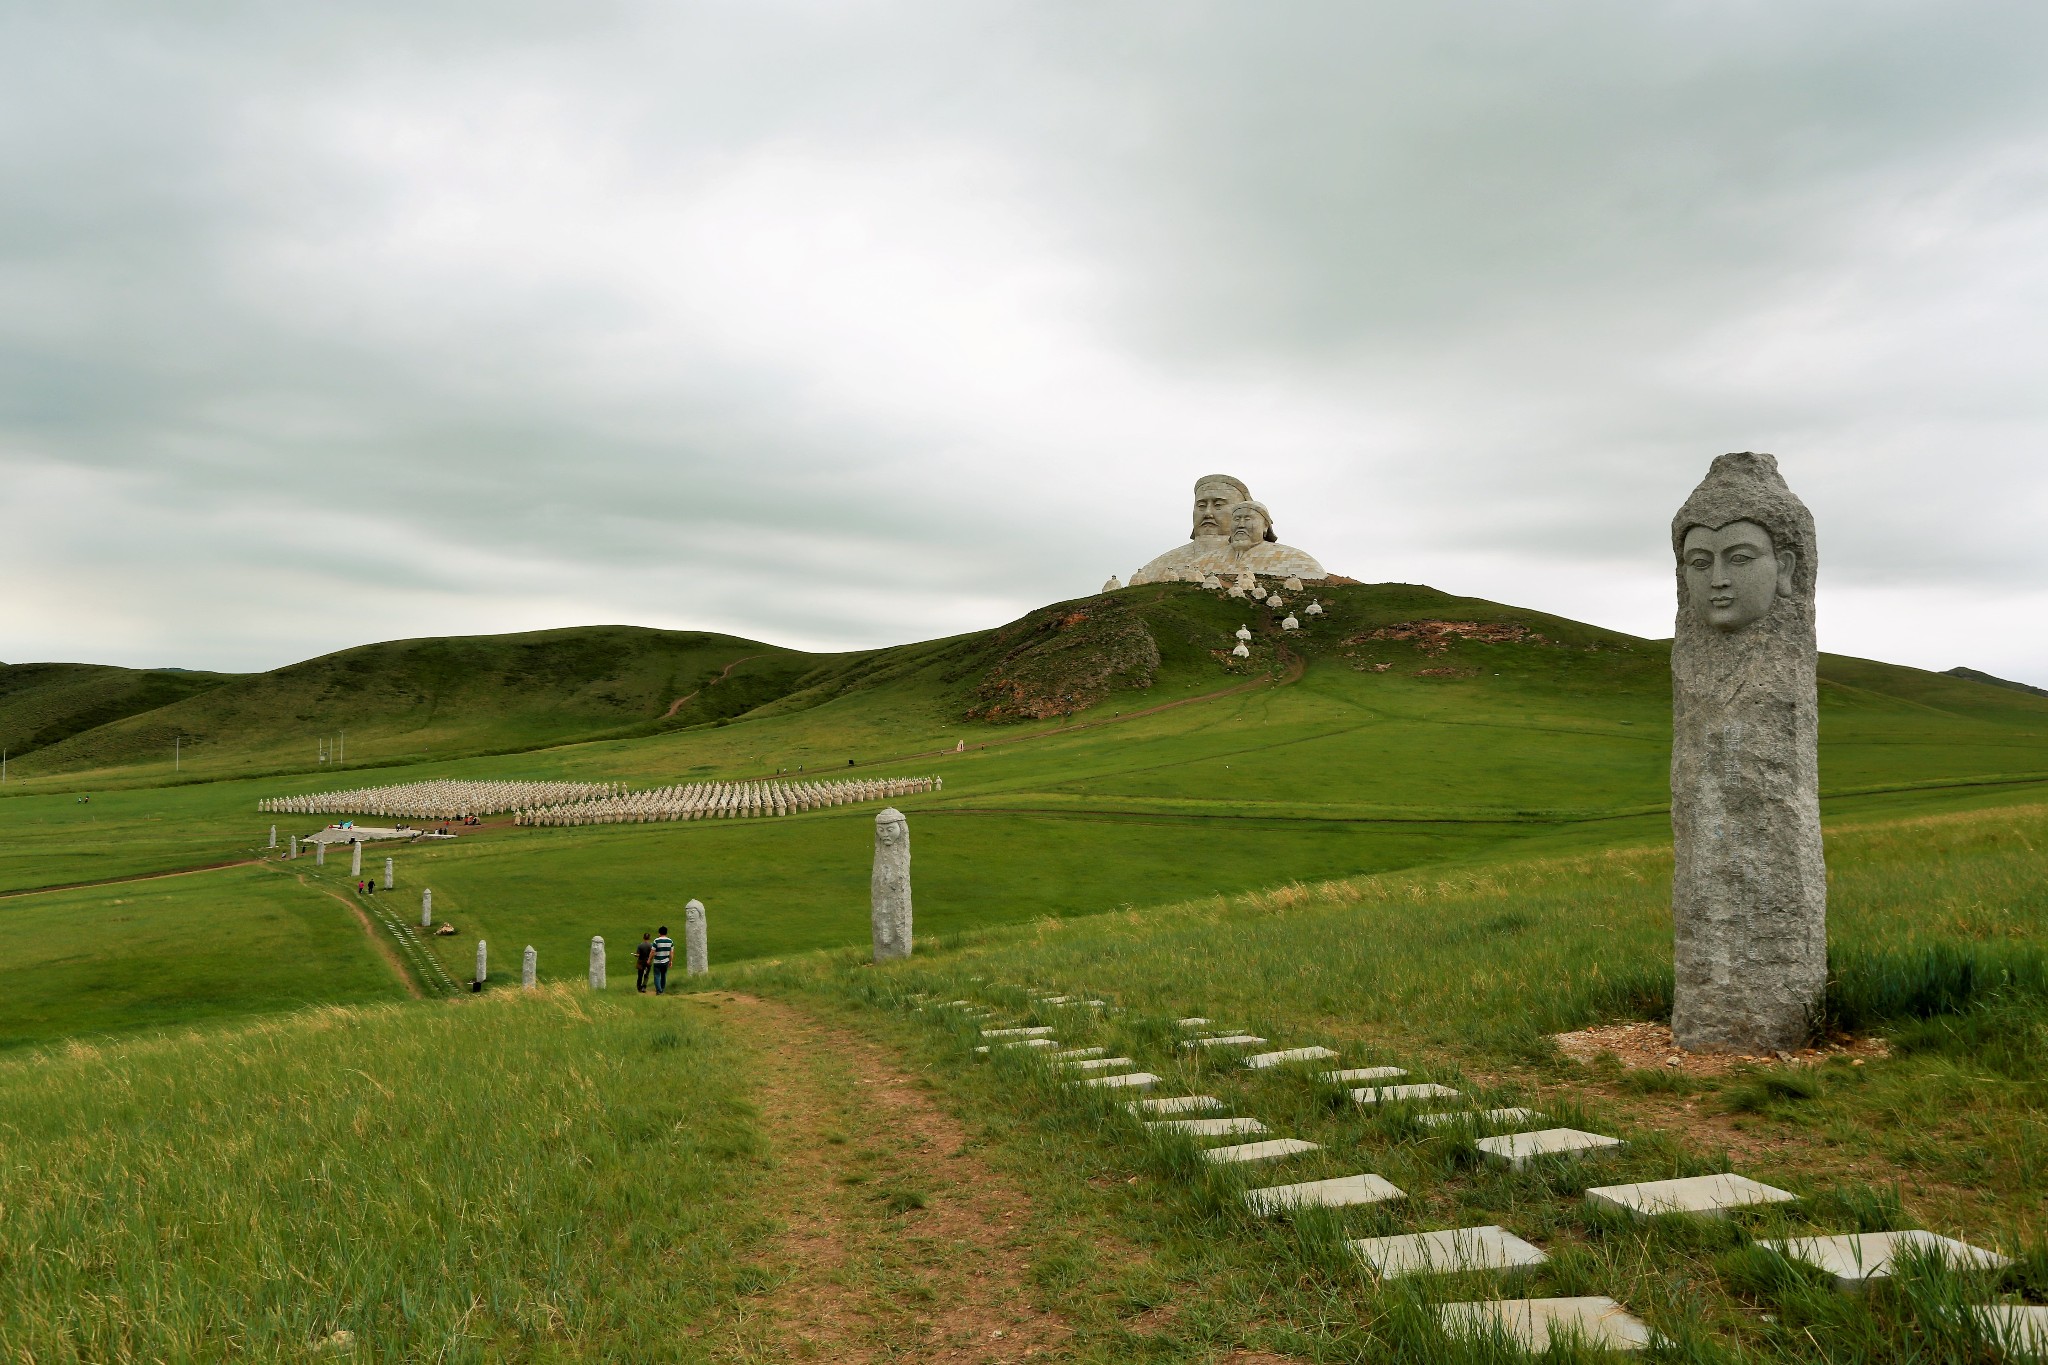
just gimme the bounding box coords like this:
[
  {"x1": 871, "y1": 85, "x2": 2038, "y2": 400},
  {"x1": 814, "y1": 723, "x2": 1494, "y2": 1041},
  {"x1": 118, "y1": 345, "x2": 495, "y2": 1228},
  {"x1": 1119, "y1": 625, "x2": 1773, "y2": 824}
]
[
  {"x1": 701, "y1": 992, "x2": 1072, "y2": 1363},
  {"x1": 0, "y1": 856, "x2": 262, "y2": 899},
  {"x1": 276, "y1": 866, "x2": 423, "y2": 1000},
  {"x1": 666, "y1": 655, "x2": 764, "y2": 718}
]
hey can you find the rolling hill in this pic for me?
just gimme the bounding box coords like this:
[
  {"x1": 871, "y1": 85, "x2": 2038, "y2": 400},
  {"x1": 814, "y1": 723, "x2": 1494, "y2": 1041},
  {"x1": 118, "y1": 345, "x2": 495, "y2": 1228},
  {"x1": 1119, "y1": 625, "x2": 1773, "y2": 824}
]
[{"x1": 0, "y1": 661, "x2": 236, "y2": 764}]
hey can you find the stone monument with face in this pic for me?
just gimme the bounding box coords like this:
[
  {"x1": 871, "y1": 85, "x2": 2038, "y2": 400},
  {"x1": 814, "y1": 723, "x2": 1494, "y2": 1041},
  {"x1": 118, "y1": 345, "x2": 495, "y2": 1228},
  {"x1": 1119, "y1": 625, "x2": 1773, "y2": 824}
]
[
  {"x1": 1669, "y1": 452, "x2": 1825, "y2": 1053},
  {"x1": 1128, "y1": 475, "x2": 1254, "y2": 585},
  {"x1": 684, "y1": 898, "x2": 709, "y2": 976},
  {"x1": 1223, "y1": 501, "x2": 1326, "y2": 580},
  {"x1": 871, "y1": 807, "x2": 913, "y2": 961}
]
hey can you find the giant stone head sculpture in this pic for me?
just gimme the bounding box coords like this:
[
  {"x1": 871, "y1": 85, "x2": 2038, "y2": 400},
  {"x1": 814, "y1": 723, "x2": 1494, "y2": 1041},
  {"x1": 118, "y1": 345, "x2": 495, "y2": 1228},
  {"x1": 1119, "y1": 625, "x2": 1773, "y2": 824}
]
[{"x1": 1190, "y1": 475, "x2": 1251, "y2": 540}]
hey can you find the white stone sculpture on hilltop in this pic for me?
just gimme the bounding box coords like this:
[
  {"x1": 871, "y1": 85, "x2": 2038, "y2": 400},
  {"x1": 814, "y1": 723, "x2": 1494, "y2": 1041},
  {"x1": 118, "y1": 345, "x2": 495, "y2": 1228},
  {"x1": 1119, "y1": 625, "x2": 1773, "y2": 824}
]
[
  {"x1": 1282, "y1": 615, "x2": 1300, "y2": 631},
  {"x1": 1101, "y1": 575, "x2": 1122, "y2": 593},
  {"x1": 1231, "y1": 641, "x2": 1251, "y2": 658},
  {"x1": 1128, "y1": 475, "x2": 1329, "y2": 585},
  {"x1": 1305, "y1": 599, "x2": 1323, "y2": 616},
  {"x1": 1235, "y1": 625, "x2": 1252, "y2": 641}
]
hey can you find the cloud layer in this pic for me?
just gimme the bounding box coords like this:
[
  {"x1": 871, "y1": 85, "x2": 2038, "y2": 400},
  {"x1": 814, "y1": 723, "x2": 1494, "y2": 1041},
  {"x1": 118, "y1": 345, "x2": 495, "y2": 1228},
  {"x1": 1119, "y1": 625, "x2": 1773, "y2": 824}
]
[{"x1": 3, "y1": 2, "x2": 2044, "y2": 681}]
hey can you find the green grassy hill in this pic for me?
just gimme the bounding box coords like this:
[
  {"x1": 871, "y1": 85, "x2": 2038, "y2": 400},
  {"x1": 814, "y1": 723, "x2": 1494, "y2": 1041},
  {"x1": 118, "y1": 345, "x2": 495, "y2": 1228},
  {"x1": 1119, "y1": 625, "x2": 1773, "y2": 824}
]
[
  {"x1": 8, "y1": 625, "x2": 842, "y2": 781},
  {"x1": 0, "y1": 660, "x2": 236, "y2": 764}
]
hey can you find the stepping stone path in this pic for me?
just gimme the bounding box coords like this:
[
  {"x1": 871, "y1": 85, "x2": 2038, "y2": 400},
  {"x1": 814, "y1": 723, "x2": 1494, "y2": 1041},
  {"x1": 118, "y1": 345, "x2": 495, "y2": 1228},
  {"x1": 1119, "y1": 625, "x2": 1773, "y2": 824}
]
[
  {"x1": 1438, "y1": 1297, "x2": 1654, "y2": 1353},
  {"x1": 1200, "y1": 1138, "x2": 1320, "y2": 1166},
  {"x1": 1180, "y1": 1034, "x2": 1267, "y2": 1050},
  {"x1": 1757, "y1": 1230, "x2": 2012, "y2": 1290},
  {"x1": 1320, "y1": 1066, "x2": 1407, "y2": 1084},
  {"x1": 1587, "y1": 1173, "x2": 1796, "y2": 1220},
  {"x1": 1128, "y1": 1095, "x2": 1225, "y2": 1116},
  {"x1": 906, "y1": 987, "x2": 2033, "y2": 1356},
  {"x1": 1245, "y1": 1173, "x2": 1405, "y2": 1216},
  {"x1": 1351, "y1": 1083, "x2": 1460, "y2": 1106},
  {"x1": 1147, "y1": 1116, "x2": 1270, "y2": 1139},
  {"x1": 1073, "y1": 1071, "x2": 1160, "y2": 1090},
  {"x1": 1243, "y1": 1046, "x2": 1339, "y2": 1069},
  {"x1": 1352, "y1": 1225, "x2": 1548, "y2": 1278},
  {"x1": 1416, "y1": 1106, "x2": 1540, "y2": 1130},
  {"x1": 1475, "y1": 1128, "x2": 1625, "y2": 1170}
]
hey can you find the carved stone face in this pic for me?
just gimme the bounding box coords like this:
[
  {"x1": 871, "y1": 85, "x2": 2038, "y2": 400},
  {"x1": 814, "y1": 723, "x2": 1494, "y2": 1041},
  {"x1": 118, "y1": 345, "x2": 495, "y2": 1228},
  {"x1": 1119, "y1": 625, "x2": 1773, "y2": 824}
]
[
  {"x1": 876, "y1": 815, "x2": 906, "y2": 846},
  {"x1": 1229, "y1": 503, "x2": 1270, "y2": 547},
  {"x1": 1681, "y1": 520, "x2": 1797, "y2": 632},
  {"x1": 686, "y1": 904, "x2": 703, "y2": 923},
  {"x1": 1192, "y1": 481, "x2": 1240, "y2": 538}
]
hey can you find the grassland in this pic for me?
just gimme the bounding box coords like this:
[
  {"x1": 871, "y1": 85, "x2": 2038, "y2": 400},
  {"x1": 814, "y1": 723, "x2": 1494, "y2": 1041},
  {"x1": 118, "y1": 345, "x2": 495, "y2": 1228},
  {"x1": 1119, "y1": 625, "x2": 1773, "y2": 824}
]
[
  {"x1": 718, "y1": 794, "x2": 2048, "y2": 1361},
  {"x1": 0, "y1": 989, "x2": 770, "y2": 1362},
  {"x1": 0, "y1": 863, "x2": 410, "y2": 1050}
]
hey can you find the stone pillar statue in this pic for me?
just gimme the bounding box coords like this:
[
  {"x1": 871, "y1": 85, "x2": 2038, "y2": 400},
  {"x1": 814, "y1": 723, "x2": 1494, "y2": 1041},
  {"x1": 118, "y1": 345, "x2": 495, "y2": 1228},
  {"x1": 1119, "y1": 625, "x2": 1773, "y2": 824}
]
[
  {"x1": 289, "y1": 836, "x2": 298, "y2": 859},
  {"x1": 476, "y1": 939, "x2": 488, "y2": 984},
  {"x1": 421, "y1": 887, "x2": 432, "y2": 928},
  {"x1": 522, "y1": 945, "x2": 537, "y2": 989},
  {"x1": 589, "y1": 936, "x2": 606, "y2": 989},
  {"x1": 871, "y1": 807, "x2": 912, "y2": 961},
  {"x1": 350, "y1": 841, "x2": 362, "y2": 878},
  {"x1": 1670, "y1": 452, "x2": 1826, "y2": 1052},
  {"x1": 270, "y1": 825, "x2": 277, "y2": 849},
  {"x1": 685, "y1": 899, "x2": 709, "y2": 976},
  {"x1": 316, "y1": 841, "x2": 325, "y2": 866},
  {"x1": 384, "y1": 857, "x2": 394, "y2": 890}
]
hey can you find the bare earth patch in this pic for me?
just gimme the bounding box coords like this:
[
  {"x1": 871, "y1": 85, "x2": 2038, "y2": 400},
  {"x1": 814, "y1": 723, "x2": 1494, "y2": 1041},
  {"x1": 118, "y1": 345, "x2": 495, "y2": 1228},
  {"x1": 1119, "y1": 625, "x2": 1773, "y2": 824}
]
[
  {"x1": 702, "y1": 992, "x2": 1072, "y2": 1364},
  {"x1": 1551, "y1": 1021, "x2": 1888, "y2": 1077}
]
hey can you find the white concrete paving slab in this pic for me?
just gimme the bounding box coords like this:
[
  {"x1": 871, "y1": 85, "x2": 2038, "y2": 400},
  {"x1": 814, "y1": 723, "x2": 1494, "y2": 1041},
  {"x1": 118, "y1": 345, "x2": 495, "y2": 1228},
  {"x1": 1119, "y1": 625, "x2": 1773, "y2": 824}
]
[
  {"x1": 1757, "y1": 1231, "x2": 2012, "y2": 1290},
  {"x1": 1973, "y1": 1305, "x2": 2048, "y2": 1356},
  {"x1": 973, "y1": 1038, "x2": 1059, "y2": 1054},
  {"x1": 1351, "y1": 1083, "x2": 1461, "y2": 1106},
  {"x1": 1037, "y1": 996, "x2": 1073, "y2": 1004},
  {"x1": 1180, "y1": 1034, "x2": 1268, "y2": 1050},
  {"x1": 1050, "y1": 1046, "x2": 1107, "y2": 1060},
  {"x1": 1199, "y1": 1138, "x2": 1320, "y2": 1166},
  {"x1": 1058, "y1": 1056, "x2": 1134, "y2": 1072},
  {"x1": 1244, "y1": 1046, "x2": 1340, "y2": 1069},
  {"x1": 1416, "y1": 1107, "x2": 1541, "y2": 1130},
  {"x1": 1127, "y1": 1095, "x2": 1226, "y2": 1116},
  {"x1": 1437, "y1": 1297, "x2": 1653, "y2": 1352},
  {"x1": 1146, "y1": 1116, "x2": 1270, "y2": 1139},
  {"x1": 1320, "y1": 1066, "x2": 1408, "y2": 1084},
  {"x1": 1073, "y1": 1071, "x2": 1160, "y2": 1090},
  {"x1": 1351, "y1": 1225, "x2": 1548, "y2": 1278},
  {"x1": 1244, "y1": 1173, "x2": 1405, "y2": 1216},
  {"x1": 981, "y1": 1026, "x2": 1056, "y2": 1038},
  {"x1": 1475, "y1": 1128, "x2": 1625, "y2": 1169},
  {"x1": 1174, "y1": 1017, "x2": 1212, "y2": 1028},
  {"x1": 1587, "y1": 1173, "x2": 1797, "y2": 1219}
]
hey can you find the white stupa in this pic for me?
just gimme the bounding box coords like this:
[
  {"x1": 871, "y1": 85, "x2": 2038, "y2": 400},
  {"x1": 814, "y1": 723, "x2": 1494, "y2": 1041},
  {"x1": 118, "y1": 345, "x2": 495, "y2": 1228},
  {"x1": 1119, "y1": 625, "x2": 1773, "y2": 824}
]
[
  {"x1": 1231, "y1": 641, "x2": 1251, "y2": 658},
  {"x1": 1102, "y1": 575, "x2": 1123, "y2": 593},
  {"x1": 1235, "y1": 625, "x2": 1252, "y2": 641},
  {"x1": 1305, "y1": 598, "x2": 1324, "y2": 616},
  {"x1": 1281, "y1": 615, "x2": 1300, "y2": 631}
]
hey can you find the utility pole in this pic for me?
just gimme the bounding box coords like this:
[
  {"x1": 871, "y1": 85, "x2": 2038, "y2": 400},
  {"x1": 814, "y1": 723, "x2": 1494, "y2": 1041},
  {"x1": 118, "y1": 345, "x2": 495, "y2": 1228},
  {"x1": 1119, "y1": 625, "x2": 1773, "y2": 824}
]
[
  {"x1": 339, "y1": 729, "x2": 345, "y2": 766},
  {"x1": 2, "y1": 748, "x2": 8, "y2": 784},
  {"x1": 175, "y1": 736, "x2": 181, "y2": 772}
]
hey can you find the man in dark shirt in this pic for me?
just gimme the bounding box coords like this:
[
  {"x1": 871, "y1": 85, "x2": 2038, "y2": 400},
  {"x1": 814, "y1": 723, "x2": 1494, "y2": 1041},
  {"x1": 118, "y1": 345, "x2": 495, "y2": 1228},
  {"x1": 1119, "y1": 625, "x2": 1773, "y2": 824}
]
[
  {"x1": 650, "y1": 927, "x2": 674, "y2": 995},
  {"x1": 635, "y1": 932, "x2": 654, "y2": 993}
]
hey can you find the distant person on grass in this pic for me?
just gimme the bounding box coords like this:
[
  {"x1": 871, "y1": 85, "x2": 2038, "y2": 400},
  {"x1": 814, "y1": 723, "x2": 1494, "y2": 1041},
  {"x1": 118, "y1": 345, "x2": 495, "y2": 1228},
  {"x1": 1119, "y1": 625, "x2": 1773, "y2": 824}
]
[
  {"x1": 636, "y1": 932, "x2": 654, "y2": 993},
  {"x1": 650, "y1": 926, "x2": 674, "y2": 995}
]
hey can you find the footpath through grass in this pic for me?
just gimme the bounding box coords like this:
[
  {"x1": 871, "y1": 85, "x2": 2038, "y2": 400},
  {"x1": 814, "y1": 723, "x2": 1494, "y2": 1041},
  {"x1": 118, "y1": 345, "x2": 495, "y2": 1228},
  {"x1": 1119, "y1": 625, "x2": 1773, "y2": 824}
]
[
  {"x1": 717, "y1": 796, "x2": 2048, "y2": 1362},
  {"x1": 0, "y1": 988, "x2": 770, "y2": 1363}
]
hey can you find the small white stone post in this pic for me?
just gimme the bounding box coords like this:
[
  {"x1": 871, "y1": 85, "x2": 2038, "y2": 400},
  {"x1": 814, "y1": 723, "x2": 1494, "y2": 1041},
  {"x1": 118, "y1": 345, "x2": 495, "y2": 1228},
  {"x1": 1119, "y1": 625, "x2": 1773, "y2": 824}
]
[
  {"x1": 522, "y1": 945, "x2": 537, "y2": 990},
  {"x1": 685, "y1": 899, "x2": 709, "y2": 976},
  {"x1": 269, "y1": 825, "x2": 277, "y2": 849},
  {"x1": 289, "y1": 835, "x2": 299, "y2": 859},
  {"x1": 384, "y1": 857, "x2": 394, "y2": 890},
  {"x1": 421, "y1": 887, "x2": 432, "y2": 928},
  {"x1": 350, "y1": 841, "x2": 362, "y2": 878},
  {"x1": 476, "y1": 940, "x2": 488, "y2": 983},
  {"x1": 589, "y1": 936, "x2": 606, "y2": 989},
  {"x1": 871, "y1": 807, "x2": 912, "y2": 962},
  {"x1": 316, "y1": 841, "x2": 326, "y2": 866}
]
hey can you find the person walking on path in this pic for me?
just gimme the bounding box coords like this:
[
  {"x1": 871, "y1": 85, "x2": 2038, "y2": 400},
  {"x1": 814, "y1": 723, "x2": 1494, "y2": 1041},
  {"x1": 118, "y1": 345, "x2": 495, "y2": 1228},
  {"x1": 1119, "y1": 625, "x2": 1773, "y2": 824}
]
[
  {"x1": 650, "y1": 927, "x2": 674, "y2": 995},
  {"x1": 635, "y1": 932, "x2": 654, "y2": 993}
]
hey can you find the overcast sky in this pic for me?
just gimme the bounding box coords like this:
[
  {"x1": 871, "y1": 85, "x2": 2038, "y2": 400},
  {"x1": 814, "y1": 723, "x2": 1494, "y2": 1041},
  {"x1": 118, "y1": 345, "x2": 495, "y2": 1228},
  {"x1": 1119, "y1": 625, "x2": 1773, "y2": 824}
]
[{"x1": 3, "y1": 3, "x2": 2045, "y2": 683}]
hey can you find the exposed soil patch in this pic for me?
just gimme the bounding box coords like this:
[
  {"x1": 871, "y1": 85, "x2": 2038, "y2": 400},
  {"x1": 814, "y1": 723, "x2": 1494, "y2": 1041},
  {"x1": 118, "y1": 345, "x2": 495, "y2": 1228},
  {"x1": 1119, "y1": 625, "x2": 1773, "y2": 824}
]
[
  {"x1": 968, "y1": 600, "x2": 1161, "y2": 721},
  {"x1": 1345, "y1": 620, "x2": 1545, "y2": 656},
  {"x1": 1551, "y1": 1021, "x2": 1889, "y2": 1077},
  {"x1": 703, "y1": 992, "x2": 1072, "y2": 1363}
]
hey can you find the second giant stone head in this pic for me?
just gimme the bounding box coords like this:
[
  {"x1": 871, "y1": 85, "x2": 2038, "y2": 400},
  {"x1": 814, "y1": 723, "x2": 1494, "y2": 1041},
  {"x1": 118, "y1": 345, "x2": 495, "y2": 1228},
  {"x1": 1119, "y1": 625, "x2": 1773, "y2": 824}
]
[{"x1": 1229, "y1": 500, "x2": 1278, "y2": 546}]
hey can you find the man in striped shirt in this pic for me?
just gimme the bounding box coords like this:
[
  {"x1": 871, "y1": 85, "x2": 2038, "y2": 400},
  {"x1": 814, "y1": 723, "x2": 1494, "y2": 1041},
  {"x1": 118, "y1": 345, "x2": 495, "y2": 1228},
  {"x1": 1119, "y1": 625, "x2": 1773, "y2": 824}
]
[{"x1": 650, "y1": 926, "x2": 674, "y2": 995}]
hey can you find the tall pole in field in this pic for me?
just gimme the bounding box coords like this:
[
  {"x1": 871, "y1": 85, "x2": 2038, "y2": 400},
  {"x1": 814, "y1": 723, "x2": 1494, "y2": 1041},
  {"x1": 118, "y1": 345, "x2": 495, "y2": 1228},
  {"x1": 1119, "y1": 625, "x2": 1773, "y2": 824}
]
[{"x1": 174, "y1": 736, "x2": 180, "y2": 772}]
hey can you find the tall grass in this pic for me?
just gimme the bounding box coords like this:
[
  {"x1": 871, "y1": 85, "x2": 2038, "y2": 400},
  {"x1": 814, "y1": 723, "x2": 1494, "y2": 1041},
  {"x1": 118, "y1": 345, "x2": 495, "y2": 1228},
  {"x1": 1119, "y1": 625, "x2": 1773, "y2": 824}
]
[{"x1": 0, "y1": 990, "x2": 768, "y2": 1362}]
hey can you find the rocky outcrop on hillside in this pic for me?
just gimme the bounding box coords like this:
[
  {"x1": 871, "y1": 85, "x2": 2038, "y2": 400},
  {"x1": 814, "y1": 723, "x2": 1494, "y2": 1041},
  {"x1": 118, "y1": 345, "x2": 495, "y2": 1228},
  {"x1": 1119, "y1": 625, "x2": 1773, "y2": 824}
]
[{"x1": 966, "y1": 599, "x2": 1161, "y2": 721}]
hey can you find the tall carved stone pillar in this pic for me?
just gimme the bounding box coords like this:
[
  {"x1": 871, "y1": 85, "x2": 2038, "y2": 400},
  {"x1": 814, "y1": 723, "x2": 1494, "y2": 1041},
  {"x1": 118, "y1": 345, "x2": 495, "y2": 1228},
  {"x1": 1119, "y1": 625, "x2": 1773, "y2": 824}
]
[
  {"x1": 1670, "y1": 453, "x2": 1826, "y2": 1052},
  {"x1": 871, "y1": 808, "x2": 912, "y2": 962}
]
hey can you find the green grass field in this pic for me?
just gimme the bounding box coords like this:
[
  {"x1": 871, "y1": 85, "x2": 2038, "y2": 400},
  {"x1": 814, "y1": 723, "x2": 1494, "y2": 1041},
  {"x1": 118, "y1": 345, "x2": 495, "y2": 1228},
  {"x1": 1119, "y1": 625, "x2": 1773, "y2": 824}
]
[{"x1": 2, "y1": 584, "x2": 2046, "y2": 1359}]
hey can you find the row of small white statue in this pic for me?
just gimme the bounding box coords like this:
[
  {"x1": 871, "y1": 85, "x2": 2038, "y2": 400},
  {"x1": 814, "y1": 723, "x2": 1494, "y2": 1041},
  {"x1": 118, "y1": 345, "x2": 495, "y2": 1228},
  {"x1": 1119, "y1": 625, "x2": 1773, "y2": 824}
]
[
  {"x1": 1228, "y1": 600, "x2": 1323, "y2": 654},
  {"x1": 471, "y1": 906, "x2": 712, "y2": 994}
]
